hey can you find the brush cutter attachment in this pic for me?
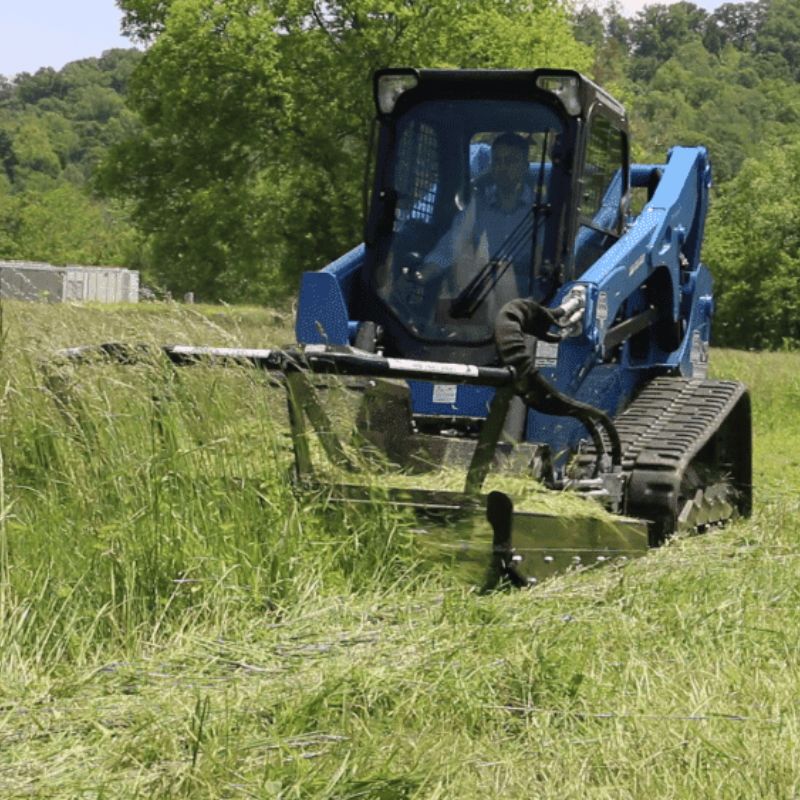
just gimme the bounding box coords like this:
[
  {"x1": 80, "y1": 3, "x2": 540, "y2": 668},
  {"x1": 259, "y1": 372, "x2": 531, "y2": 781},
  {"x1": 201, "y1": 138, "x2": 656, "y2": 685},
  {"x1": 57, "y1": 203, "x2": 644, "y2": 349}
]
[{"x1": 53, "y1": 342, "x2": 648, "y2": 589}]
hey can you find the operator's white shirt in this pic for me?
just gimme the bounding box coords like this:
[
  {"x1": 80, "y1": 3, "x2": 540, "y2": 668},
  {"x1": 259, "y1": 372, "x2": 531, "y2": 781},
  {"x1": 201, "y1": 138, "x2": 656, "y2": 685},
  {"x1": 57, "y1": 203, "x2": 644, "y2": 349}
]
[{"x1": 424, "y1": 182, "x2": 538, "y2": 316}]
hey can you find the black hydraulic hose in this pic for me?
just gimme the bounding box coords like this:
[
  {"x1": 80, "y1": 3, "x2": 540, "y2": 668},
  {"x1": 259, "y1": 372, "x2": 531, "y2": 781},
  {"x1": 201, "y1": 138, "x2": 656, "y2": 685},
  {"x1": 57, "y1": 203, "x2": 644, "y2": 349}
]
[{"x1": 495, "y1": 298, "x2": 622, "y2": 470}]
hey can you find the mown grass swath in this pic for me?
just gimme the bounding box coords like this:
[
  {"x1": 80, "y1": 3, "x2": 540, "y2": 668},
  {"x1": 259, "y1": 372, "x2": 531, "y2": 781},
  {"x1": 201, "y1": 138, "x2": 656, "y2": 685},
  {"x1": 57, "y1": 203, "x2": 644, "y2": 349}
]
[{"x1": 0, "y1": 299, "x2": 798, "y2": 797}]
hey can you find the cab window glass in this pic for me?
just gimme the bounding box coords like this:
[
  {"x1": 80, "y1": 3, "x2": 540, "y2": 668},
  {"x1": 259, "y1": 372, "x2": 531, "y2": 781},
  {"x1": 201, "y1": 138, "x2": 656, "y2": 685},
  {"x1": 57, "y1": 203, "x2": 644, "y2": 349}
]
[
  {"x1": 574, "y1": 113, "x2": 626, "y2": 272},
  {"x1": 583, "y1": 114, "x2": 624, "y2": 222},
  {"x1": 375, "y1": 99, "x2": 564, "y2": 345}
]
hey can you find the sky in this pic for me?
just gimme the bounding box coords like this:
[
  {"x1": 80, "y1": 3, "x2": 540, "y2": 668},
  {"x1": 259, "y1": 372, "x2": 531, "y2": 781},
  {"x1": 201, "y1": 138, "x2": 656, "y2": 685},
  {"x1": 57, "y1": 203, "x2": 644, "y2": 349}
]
[
  {"x1": 617, "y1": 0, "x2": 728, "y2": 15},
  {"x1": 1, "y1": 0, "x2": 739, "y2": 79},
  {"x1": 0, "y1": 1, "x2": 131, "y2": 78}
]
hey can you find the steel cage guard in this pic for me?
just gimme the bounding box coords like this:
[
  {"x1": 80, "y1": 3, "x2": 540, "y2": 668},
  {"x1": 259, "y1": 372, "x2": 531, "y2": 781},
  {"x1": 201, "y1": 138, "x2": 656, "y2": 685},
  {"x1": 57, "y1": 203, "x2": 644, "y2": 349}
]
[
  {"x1": 51, "y1": 341, "x2": 649, "y2": 590},
  {"x1": 54, "y1": 340, "x2": 621, "y2": 492}
]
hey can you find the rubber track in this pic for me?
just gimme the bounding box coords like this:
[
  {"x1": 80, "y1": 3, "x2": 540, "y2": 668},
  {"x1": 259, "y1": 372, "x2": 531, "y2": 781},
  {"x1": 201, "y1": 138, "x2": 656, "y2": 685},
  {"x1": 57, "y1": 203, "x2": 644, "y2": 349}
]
[
  {"x1": 595, "y1": 376, "x2": 751, "y2": 538},
  {"x1": 613, "y1": 377, "x2": 745, "y2": 478},
  {"x1": 577, "y1": 376, "x2": 748, "y2": 535}
]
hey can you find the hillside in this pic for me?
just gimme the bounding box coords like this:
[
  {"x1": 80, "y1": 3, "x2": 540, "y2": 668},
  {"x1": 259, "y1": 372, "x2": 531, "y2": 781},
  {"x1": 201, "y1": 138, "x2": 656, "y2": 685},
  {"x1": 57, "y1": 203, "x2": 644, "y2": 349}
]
[
  {"x1": 0, "y1": 301, "x2": 797, "y2": 797},
  {"x1": 0, "y1": 50, "x2": 142, "y2": 269}
]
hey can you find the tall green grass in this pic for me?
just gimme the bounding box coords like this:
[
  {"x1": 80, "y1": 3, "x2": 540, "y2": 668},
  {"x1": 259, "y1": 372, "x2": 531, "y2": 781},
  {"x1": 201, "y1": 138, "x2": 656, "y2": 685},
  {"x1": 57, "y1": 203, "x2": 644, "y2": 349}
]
[
  {"x1": 0, "y1": 302, "x2": 425, "y2": 662},
  {"x1": 0, "y1": 301, "x2": 798, "y2": 798}
]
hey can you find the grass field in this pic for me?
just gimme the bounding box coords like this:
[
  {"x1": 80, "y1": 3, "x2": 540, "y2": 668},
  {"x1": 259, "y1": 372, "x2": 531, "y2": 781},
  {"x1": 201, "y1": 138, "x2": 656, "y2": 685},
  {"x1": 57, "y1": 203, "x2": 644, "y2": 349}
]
[{"x1": 1, "y1": 299, "x2": 799, "y2": 798}]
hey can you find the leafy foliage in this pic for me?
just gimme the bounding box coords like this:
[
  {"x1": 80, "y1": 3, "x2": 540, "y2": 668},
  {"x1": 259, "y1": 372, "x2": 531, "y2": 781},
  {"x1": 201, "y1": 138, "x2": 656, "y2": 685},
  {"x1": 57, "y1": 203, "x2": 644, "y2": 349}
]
[
  {"x1": 704, "y1": 140, "x2": 800, "y2": 349},
  {"x1": 0, "y1": 50, "x2": 143, "y2": 268},
  {"x1": 99, "y1": 1, "x2": 290, "y2": 300},
  {"x1": 2, "y1": 0, "x2": 800, "y2": 346}
]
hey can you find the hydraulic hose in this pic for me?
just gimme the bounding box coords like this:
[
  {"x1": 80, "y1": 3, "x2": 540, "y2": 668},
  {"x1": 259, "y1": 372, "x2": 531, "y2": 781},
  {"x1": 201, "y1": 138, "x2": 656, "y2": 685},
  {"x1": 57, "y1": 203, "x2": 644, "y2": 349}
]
[{"x1": 495, "y1": 298, "x2": 622, "y2": 470}]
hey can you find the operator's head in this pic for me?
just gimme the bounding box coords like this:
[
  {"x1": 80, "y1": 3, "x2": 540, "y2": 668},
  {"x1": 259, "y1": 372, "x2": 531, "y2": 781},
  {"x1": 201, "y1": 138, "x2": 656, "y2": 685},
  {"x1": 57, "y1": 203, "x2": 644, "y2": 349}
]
[{"x1": 490, "y1": 132, "x2": 529, "y2": 198}]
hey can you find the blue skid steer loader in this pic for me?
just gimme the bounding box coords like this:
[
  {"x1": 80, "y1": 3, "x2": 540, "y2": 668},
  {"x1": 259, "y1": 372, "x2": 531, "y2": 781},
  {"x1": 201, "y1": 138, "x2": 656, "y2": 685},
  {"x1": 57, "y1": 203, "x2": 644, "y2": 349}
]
[{"x1": 62, "y1": 69, "x2": 752, "y2": 588}]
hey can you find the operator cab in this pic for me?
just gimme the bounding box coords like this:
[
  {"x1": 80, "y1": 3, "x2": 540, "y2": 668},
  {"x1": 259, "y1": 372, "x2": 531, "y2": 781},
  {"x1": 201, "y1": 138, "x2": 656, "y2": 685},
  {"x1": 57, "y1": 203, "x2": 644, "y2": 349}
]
[{"x1": 355, "y1": 69, "x2": 630, "y2": 364}]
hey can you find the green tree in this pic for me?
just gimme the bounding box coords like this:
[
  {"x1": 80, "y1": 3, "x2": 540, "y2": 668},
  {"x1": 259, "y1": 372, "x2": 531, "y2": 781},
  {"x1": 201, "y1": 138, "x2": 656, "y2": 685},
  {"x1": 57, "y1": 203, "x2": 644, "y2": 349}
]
[
  {"x1": 108, "y1": 0, "x2": 591, "y2": 301},
  {"x1": 0, "y1": 130, "x2": 16, "y2": 181},
  {"x1": 627, "y1": 36, "x2": 800, "y2": 181},
  {"x1": 755, "y1": 0, "x2": 800, "y2": 79},
  {"x1": 0, "y1": 182, "x2": 22, "y2": 258},
  {"x1": 100, "y1": 0, "x2": 289, "y2": 299},
  {"x1": 0, "y1": 76, "x2": 12, "y2": 102},
  {"x1": 12, "y1": 115, "x2": 62, "y2": 180},
  {"x1": 0, "y1": 51, "x2": 143, "y2": 267},
  {"x1": 10, "y1": 184, "x2": 135, "y2": 265},
  {"x1": 628, "y1": 1, "x2": 708, "y2": 82},
  {"x1": 572, "y1": 1, "x2": 632, "y2": 88},
  {"x1": 703, "y1": 1, "x2": 763, "y2": 55},
  {"x1": 14, "y1": 68, "x2": 66, "y2": 105},
  {"x1": 704, "y1": 139, "x2": 800, "y2": 348}
]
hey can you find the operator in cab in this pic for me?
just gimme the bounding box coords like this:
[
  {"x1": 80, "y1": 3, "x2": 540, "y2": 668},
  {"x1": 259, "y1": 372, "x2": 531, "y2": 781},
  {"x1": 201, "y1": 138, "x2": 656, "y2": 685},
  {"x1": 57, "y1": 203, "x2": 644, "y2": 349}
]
[{"x1": 414, "y1": 131, "x2": 554, "y2": 329}]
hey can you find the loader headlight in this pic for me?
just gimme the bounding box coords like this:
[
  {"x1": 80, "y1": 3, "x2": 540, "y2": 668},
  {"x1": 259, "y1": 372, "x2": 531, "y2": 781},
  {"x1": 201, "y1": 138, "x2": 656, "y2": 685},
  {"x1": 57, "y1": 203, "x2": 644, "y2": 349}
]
[
  {"x1": 376, "y1": 73, "x2": 419, "y2": 115},
  {"x1": 536, "y1": 75, "x2": 581, "y2": 116}
]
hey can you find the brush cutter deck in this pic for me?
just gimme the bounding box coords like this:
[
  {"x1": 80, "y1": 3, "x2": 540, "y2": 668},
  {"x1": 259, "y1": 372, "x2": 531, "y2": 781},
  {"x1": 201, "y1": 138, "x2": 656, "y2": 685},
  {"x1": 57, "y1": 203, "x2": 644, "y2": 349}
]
[
  {"x1": 322, "y1": 484, "x2": 646, "y2": 588},
  {"x1": 55, "y1": 342, "x2": 648, "y2": 589}
]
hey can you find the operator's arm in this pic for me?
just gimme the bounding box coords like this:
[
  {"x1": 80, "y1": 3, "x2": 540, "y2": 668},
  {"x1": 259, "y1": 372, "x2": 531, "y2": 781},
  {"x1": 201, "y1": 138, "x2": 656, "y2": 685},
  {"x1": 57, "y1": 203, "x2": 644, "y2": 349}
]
[{"x1": 422, "y1": 199, "x2": 478, "y2": 279}]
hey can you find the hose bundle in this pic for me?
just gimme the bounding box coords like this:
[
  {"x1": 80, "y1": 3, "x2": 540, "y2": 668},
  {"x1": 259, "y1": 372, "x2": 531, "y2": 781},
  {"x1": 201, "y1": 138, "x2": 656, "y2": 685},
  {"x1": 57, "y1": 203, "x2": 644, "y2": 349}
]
[{"x1": 495, "y1": 298, "x2": 621, "y2": 471}]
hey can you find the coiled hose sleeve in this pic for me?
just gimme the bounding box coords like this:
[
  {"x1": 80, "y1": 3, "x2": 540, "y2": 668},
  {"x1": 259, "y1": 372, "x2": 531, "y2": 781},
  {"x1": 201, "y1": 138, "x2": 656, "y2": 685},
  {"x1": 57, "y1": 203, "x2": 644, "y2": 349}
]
[{"x1": 495, "y1": 298, "x2": 622, "y2": 470}]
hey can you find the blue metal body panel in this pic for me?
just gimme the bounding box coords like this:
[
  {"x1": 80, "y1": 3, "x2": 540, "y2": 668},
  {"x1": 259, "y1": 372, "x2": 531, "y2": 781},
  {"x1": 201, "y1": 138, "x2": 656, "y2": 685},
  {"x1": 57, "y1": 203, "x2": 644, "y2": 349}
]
[
  {"x1": 526, "y1": 364, "x2": 642, "y2": 460},
  {"x1": 295, "y1": 146, "x2": 712, "y2": 464},
  {"x1": 576, "y1": 147, "x2": 710, "y2": 363},
  {"x1": 295, "y1": 244, "x2": 364, "y2": 345}
]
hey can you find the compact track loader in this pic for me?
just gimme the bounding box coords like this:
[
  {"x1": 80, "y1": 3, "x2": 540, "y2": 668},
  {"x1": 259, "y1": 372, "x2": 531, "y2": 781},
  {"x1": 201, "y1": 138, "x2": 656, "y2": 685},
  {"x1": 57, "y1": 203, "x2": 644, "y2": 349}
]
[{"x1": 60, "y1": 69, "x2": 752, "y2": 588}]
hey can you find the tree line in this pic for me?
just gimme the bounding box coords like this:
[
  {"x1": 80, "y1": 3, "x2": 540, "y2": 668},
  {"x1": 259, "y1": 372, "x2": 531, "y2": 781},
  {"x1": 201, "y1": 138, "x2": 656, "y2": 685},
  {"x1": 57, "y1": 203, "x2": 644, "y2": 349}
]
[
  {"x1": 1, "y1": 0, "x2": 799, "y2": 348},
  {"x1": 0, "y1": 50, "x2": 142, "y2": 268}
]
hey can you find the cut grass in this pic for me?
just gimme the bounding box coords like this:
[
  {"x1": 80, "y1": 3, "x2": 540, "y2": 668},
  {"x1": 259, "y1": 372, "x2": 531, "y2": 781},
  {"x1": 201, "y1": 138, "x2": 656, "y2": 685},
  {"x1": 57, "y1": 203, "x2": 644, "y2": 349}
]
[{"x1": 0, "y1": 300, "x2": 798, "y2": 798}]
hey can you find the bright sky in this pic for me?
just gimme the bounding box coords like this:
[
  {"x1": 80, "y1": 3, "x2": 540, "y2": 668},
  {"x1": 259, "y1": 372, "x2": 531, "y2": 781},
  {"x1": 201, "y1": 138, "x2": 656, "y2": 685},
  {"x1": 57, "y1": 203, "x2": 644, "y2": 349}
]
[
  {"x1": 617, "y1": 0, "x2": 729, "y2": 14},
  {"x1": 0, "y1": 0, "x2": 739, "y2": 79},
  {"x1": 0, "y1": 0, "x2": 131, "y2": 78}
]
